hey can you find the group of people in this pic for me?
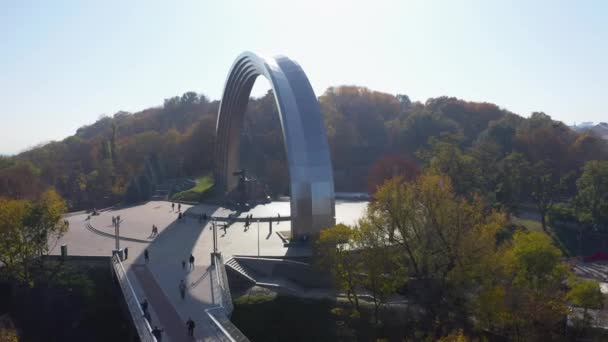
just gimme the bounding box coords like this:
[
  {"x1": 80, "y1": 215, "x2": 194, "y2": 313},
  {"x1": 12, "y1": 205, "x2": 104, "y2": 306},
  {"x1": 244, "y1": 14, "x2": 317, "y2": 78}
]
[
  {"x1": 140, "y1": 298, "x2": 196, "y2": 339},
  {"x1": 181, "y1": 254, "x2": 195, "y2": 271},
  {"x1": 171, "y1": 202, "x2": 182, "y2": 212},
  {"x1": 111, "y1": 215, "x2": 121, "y2": 226}
]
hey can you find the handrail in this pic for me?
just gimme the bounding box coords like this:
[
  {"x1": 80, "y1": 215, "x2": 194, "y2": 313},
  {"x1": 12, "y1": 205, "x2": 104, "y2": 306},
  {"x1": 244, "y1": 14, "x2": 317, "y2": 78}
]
[
  {"x1": 111, "y1": 255, "x2": 157, "y2": 342},
  {"x1": 204, "y1": 253, "x2": 248, "y2": 341},
  {"x1": 205, "y1": 307, "x2": 238, "y2": 342}
]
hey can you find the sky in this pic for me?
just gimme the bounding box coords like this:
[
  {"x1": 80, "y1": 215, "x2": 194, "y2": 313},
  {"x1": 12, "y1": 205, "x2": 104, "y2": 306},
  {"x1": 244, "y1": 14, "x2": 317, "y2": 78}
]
[{"x1": 1, "y1": 0, "x2": 607, "y2": 155}]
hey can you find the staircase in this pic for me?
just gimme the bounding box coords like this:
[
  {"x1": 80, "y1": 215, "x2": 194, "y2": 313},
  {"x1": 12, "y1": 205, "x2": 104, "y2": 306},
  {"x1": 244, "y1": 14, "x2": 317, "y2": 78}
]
[
  {"x1": 225, "y1": 257, "x2": 257, "y2": 284},
  {"x1": 151, "y1": 184, "x2": 170, "y2": 200}
]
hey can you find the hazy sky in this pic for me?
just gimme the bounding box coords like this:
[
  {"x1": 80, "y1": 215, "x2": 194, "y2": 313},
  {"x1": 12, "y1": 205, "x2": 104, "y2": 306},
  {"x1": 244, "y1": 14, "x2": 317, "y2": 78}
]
[{"x1": 1, "y1": 0, "x2": 606, "y2": 155}]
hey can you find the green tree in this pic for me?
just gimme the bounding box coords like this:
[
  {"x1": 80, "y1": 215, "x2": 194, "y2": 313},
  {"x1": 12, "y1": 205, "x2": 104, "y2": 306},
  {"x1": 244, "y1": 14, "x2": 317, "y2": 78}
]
[
  {"x1": 528, "y1": 161, "x2": 561, "y2": 232},
  {"x1": 575, "y1": 160, "x2": 608, "y2": 231},
  {"x1": 317, "y1": 224, "x2": 361, "y2": 313},
  {"x1": 0, "y1": 190, "x2": 67, "y2": 284},
  {"x1": 370, "y1": 174, "x2": 506, "y2": 333},
  {"x1": 567, "y1": 278, "x2": 603, "y2": 329},
  {"x1": 473, "y1": 231, "x2": 571, "y2": 341}
]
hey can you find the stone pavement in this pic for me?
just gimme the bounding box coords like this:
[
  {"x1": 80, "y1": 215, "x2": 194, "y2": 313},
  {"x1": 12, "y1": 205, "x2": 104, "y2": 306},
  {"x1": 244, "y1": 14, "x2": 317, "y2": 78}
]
[{"x1": 53, "y1": 200, "x2": 368, "y2": 341}]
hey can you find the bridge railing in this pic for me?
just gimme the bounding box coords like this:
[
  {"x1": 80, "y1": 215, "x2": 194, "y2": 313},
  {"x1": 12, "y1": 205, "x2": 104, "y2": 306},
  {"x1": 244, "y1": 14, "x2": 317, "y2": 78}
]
[
  {"x1": 205, "y1": 253, "x2": 249, "y2": 341},
  {"x1": 214, "y1": 253, "x2": 234, "y2": 315},
  {"x1": 111, "y1": 255, "x2": 157, "y2": 342}
]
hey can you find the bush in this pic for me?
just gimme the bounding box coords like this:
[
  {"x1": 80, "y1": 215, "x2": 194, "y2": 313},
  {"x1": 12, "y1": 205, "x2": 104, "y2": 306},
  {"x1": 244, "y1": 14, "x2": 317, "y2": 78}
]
[{"x1": 548, "y1": 203, "x2": 578, "y2": 225}]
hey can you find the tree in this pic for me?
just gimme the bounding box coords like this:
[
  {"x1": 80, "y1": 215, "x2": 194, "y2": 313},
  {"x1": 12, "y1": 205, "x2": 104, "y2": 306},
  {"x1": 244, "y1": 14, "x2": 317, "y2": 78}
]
[
  {"x1": 369, "y1": 174, "x2": 506, "y2": 333},
  {"x1": 575, "y1": 160, "x2": 608, "y2": 231},
  {"x1": 473, "y1": 231, "x2": 571, "y2": 341},
  {"x1": 528, "y1": 161, "x2": 561, "y2": 232},
  {"x1": 0, "y1": 189, "x2": 67, "y2": 284},
  {"x1": 495, "y1": 152, "x2": 529, "y2": 215},
  {"x1": 367, "y1": 154, "x2": 419, "y2": 195},
  {"x1": 354, "y1": 219, "x2": 405, "y2": 324},
  {"x1": 567, "y1": 278, "x2": 603, "y2": 329},
  {"x1": 317, "y1": 224, "x2": 361, "y2": 313}
]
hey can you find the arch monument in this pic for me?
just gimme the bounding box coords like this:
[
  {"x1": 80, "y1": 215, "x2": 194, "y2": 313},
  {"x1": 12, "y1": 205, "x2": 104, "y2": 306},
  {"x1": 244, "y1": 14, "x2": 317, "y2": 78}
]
[{"x1": 214, "y1": 52, "x2": 335, "y2": 239}]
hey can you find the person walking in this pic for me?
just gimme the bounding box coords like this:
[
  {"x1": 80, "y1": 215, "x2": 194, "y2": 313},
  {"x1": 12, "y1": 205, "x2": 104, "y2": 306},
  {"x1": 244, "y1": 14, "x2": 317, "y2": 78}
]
[
  {"x1": 186, "y1": 317, "x2": 196, "y2": 338},
  {"x1": 179, "y1": 279, "x2": 186, "y2": 300},
  {"x1": 178, "y1": 203, "x2": 182, "y2": 212},
  {"x1": 124, "y1": 247, "x2": 129, "y2": 260},
  {"x1": 140, "y1": 299, "x2": 148, "y2": 313},
  {"x1": 151, "y1": 326, "x2": 164, "y2": 342},
  {"x1": 172, "y1": 202, "x2": 175, "y2": 211},
  {"x1": 144, "y1": 249, "x2": 149, "y2": 263},
  {"x1": 189, "y1": 254, "x2": 195, "y2": 270}
]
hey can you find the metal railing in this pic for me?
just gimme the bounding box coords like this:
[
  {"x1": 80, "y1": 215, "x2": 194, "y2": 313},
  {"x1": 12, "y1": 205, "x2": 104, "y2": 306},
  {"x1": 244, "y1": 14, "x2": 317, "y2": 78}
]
[
  {"x1": 111, "y1": 255, "x2": 157, "y2": 342},
  {"x1": 205, "y1": 253, "x2": 249, "y2": 341},
  {"x1": 214, "y1": 253, "x2": 234, "y2": 315}
]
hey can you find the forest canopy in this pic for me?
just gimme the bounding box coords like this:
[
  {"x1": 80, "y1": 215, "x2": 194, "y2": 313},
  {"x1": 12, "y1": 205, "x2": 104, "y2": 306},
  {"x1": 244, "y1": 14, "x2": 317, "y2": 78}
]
[{"x1": 0, "y1": 86, "x2": 606, "y2": 218}]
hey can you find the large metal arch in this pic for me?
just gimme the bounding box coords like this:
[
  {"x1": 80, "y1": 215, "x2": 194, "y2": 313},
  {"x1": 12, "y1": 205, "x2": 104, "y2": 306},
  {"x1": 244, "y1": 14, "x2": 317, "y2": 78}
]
[{"x1": 215, "y1": 52, "x2": 335, "y2": 238}]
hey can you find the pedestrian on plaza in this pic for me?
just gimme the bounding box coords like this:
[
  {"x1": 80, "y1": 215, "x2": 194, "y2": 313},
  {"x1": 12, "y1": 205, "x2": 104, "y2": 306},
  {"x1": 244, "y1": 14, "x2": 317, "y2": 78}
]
[
  {"x1": 140, "y1": 299, "x2": 148, "y2": 313},
  {"x1": 189, "y1": 254, "x2": 195, "y2": 270},
  {"x1": 151, "y1": 326, "x2": 164, "y2": 342},
  {"x1": 124, "y1": 247, "x2": 129, "y2": 260},
  {"x1": 151, "y1": 225, "x2": 155, "y2": 237},
  {"x1": 179, "y1": 279, "x2": 186, "y2": 300},
  {"x1": 178, "y1": 212, "x2": 183, "y2": 221},
  {"x1": 182, "y1": 260, "x2": 186, "y2": 270},
  {"x1": 172, "y1": 202, "x2": 175, "y2": 211},
  {"x1": 178, "y1": 203, "x2": 181, "y2": 212},
  {"x1": 112, "y1": 216, "x2": 115, "y2": 225},
  {"x1": 186, "y1": 317, "x2": 196, "y2": 337},
  {"x1": 144, "y1": 249, "x2": 149, "y2": 263}
]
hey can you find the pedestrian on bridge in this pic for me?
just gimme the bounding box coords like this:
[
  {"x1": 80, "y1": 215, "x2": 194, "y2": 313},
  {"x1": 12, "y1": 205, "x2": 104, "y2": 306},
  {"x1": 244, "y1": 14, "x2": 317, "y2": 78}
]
[
  {"x1": 179, "y1": 279, "x2": 186, "y2": 300},
  {"x1": 140, "y1": 299, "x2": 148, "y2": 313},
  {"x1": 151, "y1": 326, "x2": 164, "y2": 342},
  {"x1": 186, "y1": 317, "x2": 196, "y2": 337},
  {"x1": 189, "y1": 254, "x2": 195, "y2": 270}
]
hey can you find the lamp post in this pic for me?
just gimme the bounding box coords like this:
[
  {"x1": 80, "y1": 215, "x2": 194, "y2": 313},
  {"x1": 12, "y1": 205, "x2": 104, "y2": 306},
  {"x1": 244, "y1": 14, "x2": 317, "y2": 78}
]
[
  {"x1": 257, "y1": 220, "x2": 260, "y2": 256},
  {"x1": 115, "y1": 220, "x2": 120, "y2": 251}
]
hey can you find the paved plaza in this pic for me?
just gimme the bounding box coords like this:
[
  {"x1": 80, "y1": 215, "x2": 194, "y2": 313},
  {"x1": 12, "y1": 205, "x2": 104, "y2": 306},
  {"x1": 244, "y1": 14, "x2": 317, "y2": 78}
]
[{"x1": 52, "y1": 200, "x2": 367, "y2": 341}]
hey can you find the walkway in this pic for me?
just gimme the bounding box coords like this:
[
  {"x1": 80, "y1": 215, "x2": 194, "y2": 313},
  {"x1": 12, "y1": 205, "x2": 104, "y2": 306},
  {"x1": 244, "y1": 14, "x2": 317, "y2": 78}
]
[{"x1": 53, "y1": 200, "x2": 368, "y2": 341}]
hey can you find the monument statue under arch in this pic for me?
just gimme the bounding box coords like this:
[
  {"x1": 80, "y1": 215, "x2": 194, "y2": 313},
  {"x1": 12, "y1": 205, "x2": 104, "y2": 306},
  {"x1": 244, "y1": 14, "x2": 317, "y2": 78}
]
[{"x1": 215, "y1": 52, "x2": 335, "y2": 239}]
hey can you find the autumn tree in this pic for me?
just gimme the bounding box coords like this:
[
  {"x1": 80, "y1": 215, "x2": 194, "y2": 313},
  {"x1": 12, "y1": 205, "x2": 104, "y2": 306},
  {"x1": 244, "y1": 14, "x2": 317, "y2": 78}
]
[
  {"x1": 367, "y1": 154, "x2": 419, "y2": 195},
  {"x1": 317, "y1": 224, "x2": 362, "y2": 314},
  {"x1": 369, "y1": 174, "x2": 506, "y2": 334},
  {"x1": 0, "y1": 189, "x2": 67, "y2": 284},
  {"x1": 473, "y1": 231, "x2": 573, "y2": 341}
]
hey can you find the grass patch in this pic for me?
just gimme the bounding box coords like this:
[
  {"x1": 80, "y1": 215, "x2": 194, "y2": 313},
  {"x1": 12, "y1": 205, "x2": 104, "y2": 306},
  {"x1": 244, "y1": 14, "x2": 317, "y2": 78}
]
[
  {"x1": 171, "y1": 174, "x2": 214, "y2": 202},
  {"x1": 510, "y1": 216, "x2": 543, "y2": 232},
  {"x1": 510, "y1": 215, "x2": 608, "y2": 257}
]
